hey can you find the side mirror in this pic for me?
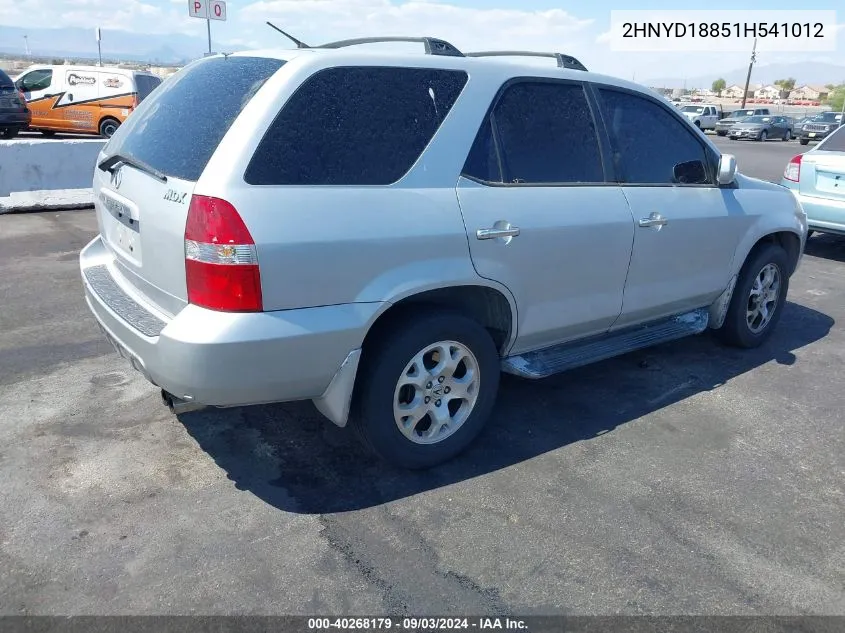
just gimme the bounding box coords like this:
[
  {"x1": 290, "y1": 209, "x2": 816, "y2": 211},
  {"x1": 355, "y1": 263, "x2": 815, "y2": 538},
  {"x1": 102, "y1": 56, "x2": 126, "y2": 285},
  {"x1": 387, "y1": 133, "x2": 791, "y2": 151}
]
[{"x1": 718, "y1": 154, "x2": 737, "y2": 185}]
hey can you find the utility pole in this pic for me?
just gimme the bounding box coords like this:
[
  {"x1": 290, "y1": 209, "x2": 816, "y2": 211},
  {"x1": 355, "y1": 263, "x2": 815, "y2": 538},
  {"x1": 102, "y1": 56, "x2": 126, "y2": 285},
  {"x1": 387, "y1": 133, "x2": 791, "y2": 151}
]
[
  {"x1": 207, "y1": 18, "x2": 212, "y2": 55},
  {"x1": 23, "y1": 35, "x2": 30, "y2": 57},
  {"x1": 741, "y1": 37, "x2": 758, "y2": 109},
  {"x1": 96, "y1": 28, "x2": 102, "y2": 66}
]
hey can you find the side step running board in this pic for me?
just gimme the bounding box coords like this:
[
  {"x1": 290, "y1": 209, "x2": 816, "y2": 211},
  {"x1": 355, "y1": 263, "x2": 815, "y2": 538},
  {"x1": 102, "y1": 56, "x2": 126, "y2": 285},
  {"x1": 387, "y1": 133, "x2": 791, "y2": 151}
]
[{"x1": 502, "y1": 309, "x2": 709, "y2": 379}]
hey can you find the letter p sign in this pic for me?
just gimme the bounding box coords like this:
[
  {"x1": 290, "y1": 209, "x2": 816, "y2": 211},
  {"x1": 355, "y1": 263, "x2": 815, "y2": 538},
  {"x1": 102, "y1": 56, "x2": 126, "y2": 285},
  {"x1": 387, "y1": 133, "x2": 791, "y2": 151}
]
[{"x1": 188, "y1": 0, "x2": 207, "y2": 18}]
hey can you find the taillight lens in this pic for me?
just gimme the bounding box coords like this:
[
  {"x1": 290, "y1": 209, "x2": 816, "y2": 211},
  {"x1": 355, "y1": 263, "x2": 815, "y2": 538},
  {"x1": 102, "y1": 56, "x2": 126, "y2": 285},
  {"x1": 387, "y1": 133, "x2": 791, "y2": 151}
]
[
  {"x1": 17, "y1": 90, "x2": 27, "y2": 106},
  {"x1": 783, "y1": 154, "x2": 802, "y2": 182},
  {"x1": 184, "y1": 195, "x2": 263, "y2": 312}
]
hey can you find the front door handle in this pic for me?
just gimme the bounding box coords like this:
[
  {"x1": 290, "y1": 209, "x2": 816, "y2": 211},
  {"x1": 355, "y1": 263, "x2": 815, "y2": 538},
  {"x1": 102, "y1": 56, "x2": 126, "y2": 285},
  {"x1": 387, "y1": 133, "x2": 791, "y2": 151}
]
[
  {"x1": 477, "y1": 226, "x2": 520, "y2": 240},
  {"x1": 638, "y1": 212, "x2": 668, "y2": 228}
]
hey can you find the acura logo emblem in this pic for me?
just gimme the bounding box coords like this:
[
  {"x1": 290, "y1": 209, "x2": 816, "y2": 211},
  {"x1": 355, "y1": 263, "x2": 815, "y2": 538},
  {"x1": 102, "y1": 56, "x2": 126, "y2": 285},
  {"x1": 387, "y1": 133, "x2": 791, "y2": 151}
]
[{"x1": 110, "y1": 167, "x2": 123, "y2": 189}]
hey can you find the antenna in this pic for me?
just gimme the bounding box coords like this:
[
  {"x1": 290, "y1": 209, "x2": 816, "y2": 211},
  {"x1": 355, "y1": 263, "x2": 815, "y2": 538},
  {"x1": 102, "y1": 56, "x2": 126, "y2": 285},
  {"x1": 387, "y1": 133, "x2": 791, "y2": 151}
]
[{"x1": 265, "y1": 22, "x2": 310, "y2": 49}]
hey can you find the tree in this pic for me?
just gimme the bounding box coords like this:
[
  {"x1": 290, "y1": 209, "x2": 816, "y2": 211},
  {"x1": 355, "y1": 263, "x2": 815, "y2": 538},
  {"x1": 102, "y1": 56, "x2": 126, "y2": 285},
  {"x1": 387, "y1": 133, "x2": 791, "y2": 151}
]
[
  {"x1": 827, "y1": 84, "x2": 845, "y2": 112},
  {"x1": 774, "y1": 77, "x2": 796, "y2": 99},
  {"x1": 712, "y1": 78, "x2": 726, "y2": 97}
]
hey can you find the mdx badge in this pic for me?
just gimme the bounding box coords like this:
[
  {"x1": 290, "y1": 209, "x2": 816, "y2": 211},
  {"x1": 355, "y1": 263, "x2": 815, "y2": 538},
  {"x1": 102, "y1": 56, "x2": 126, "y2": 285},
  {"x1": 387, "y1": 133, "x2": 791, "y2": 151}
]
[{"x1": 163, "y1": 189, "x2": 188, "y2": 204}]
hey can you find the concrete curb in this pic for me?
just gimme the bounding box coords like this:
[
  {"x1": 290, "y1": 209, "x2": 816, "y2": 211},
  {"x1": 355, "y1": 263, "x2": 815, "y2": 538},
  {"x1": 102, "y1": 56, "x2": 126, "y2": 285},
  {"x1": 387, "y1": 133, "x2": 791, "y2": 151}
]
[{"x1": 0, "y1": 189, "x2": 94, "y2": 214}]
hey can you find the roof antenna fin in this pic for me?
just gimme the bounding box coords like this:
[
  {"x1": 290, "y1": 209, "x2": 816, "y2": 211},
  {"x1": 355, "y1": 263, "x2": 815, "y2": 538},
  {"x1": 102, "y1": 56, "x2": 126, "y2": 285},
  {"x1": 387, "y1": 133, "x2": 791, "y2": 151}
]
[{"x1": 265, "y1": 22, "x2": 310, "y2": 49}]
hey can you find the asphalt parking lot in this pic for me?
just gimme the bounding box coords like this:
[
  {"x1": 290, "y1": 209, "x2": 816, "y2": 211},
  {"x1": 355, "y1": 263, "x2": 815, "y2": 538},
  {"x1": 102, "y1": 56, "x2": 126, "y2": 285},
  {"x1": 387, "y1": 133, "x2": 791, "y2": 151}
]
[{"x1": 0, "y1": 142, "x2": 843, "y2": 616}]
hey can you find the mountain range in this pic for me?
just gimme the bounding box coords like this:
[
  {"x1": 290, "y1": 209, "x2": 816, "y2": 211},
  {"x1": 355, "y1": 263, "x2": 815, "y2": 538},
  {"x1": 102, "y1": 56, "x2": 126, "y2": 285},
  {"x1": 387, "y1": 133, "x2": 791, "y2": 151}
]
[
  {"x1": 646, "y1": 62, "x2": 845, "y2": 89},
  {"x1": 0, "y1": 25, "x2": 217, "y2": 64}
]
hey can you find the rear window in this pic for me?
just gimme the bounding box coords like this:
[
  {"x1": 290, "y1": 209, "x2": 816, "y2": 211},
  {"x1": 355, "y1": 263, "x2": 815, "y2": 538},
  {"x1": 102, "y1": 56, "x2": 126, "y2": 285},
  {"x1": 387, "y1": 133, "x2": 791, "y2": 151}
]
[
  {"x1": 103, "y1": 56, "x2": 284, "y2": 182},
  {"x1": 135, "y1": 74, "x2": 162, "y2": 101},
  {"x1": 0, "y1": 69, "x2": 13, "y2": 89},
  {"x1": 819, "y1": 125, "x2": 845, "y2": 152},
  {"x1": 244, "y1": 66, "x2": 468, "y2": 186}
]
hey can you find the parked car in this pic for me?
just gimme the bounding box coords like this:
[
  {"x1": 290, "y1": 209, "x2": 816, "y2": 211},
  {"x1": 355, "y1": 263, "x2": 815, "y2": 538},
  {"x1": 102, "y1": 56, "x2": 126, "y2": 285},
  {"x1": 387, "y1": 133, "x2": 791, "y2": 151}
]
[
  {"x1": 728, "y1": 115, "x2": 794, "y2": 141},
  {"x1": 714, "y1": 108, "x2": 771, "y2": 136},
  {"x1": 79, "y1": 41, "x2": 808, "y2": 469},
  {"x1": 0, "y1": 68, "x2": 31, "y2": 139},
  {"x1": 679, "y1": 104, "x2": 724, "y2": 131},
  {"x1": 14, "y1": 64, "x2": 162, "y2": 137},
  {"x1": 782, "y1": 123, "x2": 845, "y2": 236},
  {"x1": 798, "y1": 111, "x2": 844, "y2": 145}
]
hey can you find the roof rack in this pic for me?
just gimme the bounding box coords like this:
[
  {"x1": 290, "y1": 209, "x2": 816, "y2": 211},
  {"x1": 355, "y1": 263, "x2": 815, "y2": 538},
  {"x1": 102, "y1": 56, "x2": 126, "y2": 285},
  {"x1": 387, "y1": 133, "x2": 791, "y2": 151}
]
[
  {"x1": 316, "y1": 37, "x2": 464, "y2": 57},
  {"x1": 465, "y1": 51, "x2": 588, "y2": 71}
]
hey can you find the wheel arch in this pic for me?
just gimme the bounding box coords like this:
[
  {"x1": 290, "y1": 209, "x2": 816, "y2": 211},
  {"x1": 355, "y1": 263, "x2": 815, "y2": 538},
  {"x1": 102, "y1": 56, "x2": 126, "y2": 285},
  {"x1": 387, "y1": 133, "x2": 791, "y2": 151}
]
[{"x1": 733, "y1": 229, "x2": 803, "y2": 279}]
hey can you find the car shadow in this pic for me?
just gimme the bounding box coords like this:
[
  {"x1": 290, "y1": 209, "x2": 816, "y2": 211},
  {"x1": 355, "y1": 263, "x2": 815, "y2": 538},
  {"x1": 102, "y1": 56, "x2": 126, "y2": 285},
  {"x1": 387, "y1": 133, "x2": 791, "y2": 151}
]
[
  {"x1": 179, "y1": 301, "x2": 833, "y2": 515},
  {"x1": 805, "y1": 232, "x2": 845, "y2": 263}
]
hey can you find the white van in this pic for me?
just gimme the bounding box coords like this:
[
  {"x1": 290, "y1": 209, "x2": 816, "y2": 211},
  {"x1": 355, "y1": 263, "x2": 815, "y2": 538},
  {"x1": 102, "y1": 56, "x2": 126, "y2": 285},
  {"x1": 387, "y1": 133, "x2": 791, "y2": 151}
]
[{"x1": 14, "y1": 64, "x2": 162, "y2": 137}]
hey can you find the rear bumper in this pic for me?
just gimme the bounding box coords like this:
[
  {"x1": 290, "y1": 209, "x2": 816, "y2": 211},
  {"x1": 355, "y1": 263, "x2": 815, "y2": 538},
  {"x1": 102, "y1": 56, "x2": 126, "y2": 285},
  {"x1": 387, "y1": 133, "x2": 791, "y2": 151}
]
[
  {"x1": 0, "y1": 111, "x2": 30, "y2": 127},
  {"x1": 790, "y1": 191, "x2": 845, "y2": 235},
  {"x1": 80, "y1": 235, "x2": 384, "y2": 408}
]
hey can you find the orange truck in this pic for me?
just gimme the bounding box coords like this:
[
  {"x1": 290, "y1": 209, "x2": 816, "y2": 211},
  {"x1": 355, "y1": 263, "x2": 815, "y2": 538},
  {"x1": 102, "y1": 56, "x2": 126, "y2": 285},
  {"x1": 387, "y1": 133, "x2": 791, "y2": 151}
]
[{"x1": 14, "y1": 65, "x2": 162, "y2": 137}]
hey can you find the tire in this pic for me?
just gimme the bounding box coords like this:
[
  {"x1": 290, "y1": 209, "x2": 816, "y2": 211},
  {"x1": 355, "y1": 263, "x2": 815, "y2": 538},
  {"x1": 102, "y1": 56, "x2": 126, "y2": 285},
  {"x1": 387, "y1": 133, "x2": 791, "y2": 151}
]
[
  {"x1": 1, "y1": 128, "x2": 19, "y2": 139},
  {"x1": 716, "y1": 243, "x2": 790, "y2": 349},
  {"x1": 39, "y1": 130, "x2": 55, "y2": 137},
  {"x1": 350, "y1": 310, "x2": 500, "y2": 469},
  {"x1": 799, "y1": 138, "x2": 809, "y2": 146},
  {"x1": 694, "y1": 121, "x2": 701, "y2": 129},
  {"x1": 716, "y1": 131, "x2": 727, "y2": 136},
  {"x1": 99, "y1": 118, "x2": 120, "y2": 138},
  {"x1": 758, "y1": 130, "x2": 768, "y2": 142},
  {"x1": 783, "y1": 130, "x2": 791, "y2": 141}
]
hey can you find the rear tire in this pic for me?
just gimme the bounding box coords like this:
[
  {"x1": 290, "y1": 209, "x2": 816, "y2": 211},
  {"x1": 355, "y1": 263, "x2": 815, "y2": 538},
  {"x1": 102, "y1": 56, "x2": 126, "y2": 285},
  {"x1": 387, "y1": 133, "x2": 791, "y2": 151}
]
[
  {"x1": 783, "y1": 130, "x2": 791, "y2": 141},
  {"x1": 39, "y1": 130, "x2": 55, "y2": 137},
  {"x1": 799, "y1": 138, "x2": 809, "y2": 146},
  {"x1": 716, "y1": 131, "x2": 727, "y2": 136},
  {"x1": 758, "y1": 130, "x2": 768, "y2": 142},
  {"x1": 99, "y1": 118, "x2": 120, "y2": 138},
  {"x1": 716, "y1": 243, "x2": 790, "y2": 349},
  {"x1": 1, "y1": 128, "x2": 19, "y2": 139},
  {"x1": 350, "y1": 311, "x2": 500, "y2": 469}
]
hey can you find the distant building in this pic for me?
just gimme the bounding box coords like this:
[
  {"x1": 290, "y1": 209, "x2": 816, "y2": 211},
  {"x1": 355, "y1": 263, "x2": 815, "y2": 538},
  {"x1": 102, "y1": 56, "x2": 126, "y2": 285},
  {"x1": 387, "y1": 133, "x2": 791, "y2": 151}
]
[
  {"x1": 789, "y1": 85, "x2": 830, "y2": 101},
  {"x1": 754, "y1": 85, "x2": 781, "y2": 100},
  {"x1": 724, "y1": 84, "x2": 747, "y2": 99}
]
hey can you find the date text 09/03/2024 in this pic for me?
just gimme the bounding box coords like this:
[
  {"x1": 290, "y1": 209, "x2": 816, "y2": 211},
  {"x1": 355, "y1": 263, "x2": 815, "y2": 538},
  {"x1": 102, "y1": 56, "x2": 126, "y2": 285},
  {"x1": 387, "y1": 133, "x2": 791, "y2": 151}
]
[{"x1": 307, "y1": 618, "x2": 528, "y2": 630}]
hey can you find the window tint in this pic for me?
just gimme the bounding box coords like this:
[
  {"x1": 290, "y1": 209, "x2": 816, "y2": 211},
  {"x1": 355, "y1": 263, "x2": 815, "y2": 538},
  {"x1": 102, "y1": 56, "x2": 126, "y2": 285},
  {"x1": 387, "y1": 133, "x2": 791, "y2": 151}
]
[
  {"x1": 491, "y1": 82, "x2": 604, "y2": 184},
  {"x1": 819, "y1": 125, "x2": 845, "y2": 152},
  {"x1": 103, "y1": 56, "x2": 284, "y2": 182},
  {"x1": 19, "y1": 69, "x2": 52, "y2": 92},
  {"x1": 597, "y1": 88, "x2": 712, "y2": 185},
  {"x1": 245, "y1": 67, "x2": 468, "y2": 186},
  {"x1": 0, "y1": 70, "x2": 13, "y2": 88},
  {"x1": 135, "y1": 75, "x2": 162, "y2": 101},
  {"x1": 462, "y1": 117, "x2": 502, "y2": 183}
]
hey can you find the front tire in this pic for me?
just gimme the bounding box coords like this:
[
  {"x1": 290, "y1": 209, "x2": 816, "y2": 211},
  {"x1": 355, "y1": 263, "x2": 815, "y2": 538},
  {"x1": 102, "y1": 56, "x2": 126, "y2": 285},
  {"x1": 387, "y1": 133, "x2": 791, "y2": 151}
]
[
  {"x1": 799, "y1": 138, "x2": 809, "y2": 146},
  {"x1": 1, "y1": 128, "x2": 19, "y2": 139},
  {"x1": 758, "y1": 130, "x2": 768, "y2": 142},
  {"x1": 716, "y1": 243, "x2": 790, "y2": 349},
  {"x1": 716, "y1": 131, "x2": 727, "y2": 136},
  {"x1": 350, "y1": 311, "x2": 500, "y2": 469},
  {"x1": 783, "y1": 130, "x2": 791, "y2": 141}
]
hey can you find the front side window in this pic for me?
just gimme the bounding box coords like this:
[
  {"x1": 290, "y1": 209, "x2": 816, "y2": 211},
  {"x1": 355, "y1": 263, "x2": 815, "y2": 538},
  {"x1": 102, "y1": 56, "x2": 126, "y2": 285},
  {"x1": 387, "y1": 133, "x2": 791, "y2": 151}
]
[
  {"x1": 245, "y1": 67, "x2": 468, "y2": 186},
  {"x1": 597, "y1": 88, "x2": 713, "y2": 186},
  {"x1": 18, "y1": 69, "x2": 52, "y2": 92},
  {"x1": 464, "y1": 81, "x2": 605, "y2": 185}
]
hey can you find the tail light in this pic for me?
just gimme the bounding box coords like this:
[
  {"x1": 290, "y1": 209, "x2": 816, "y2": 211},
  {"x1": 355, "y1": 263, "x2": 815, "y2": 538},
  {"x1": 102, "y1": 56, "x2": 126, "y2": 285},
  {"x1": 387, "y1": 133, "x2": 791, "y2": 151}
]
[
  {"x1": 17, "y1": 90, "x2": 27, "y2": 106},
  {"x1": 184, "y1": 195, "x2": 263, "y2": 312},
  {"x1": 783, "y1": 154, "x2": 802, "y2": 182},
  {"x1": 131, "y1": 95, "x2": 140, "y2": 109}
]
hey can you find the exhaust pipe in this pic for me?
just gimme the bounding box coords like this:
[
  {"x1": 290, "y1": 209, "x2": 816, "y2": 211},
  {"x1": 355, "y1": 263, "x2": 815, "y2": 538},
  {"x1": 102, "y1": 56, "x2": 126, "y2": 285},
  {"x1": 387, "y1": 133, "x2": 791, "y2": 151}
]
[{"x1": 161, "y1": 389, "x2": 207, "y2": 415}]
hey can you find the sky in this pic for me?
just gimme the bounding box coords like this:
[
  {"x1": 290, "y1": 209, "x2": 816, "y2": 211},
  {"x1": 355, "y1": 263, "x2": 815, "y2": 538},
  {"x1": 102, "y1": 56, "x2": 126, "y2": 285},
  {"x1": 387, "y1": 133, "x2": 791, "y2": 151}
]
[{"x1": 0, "y1": 0, "x2": 842, "y2": 81}]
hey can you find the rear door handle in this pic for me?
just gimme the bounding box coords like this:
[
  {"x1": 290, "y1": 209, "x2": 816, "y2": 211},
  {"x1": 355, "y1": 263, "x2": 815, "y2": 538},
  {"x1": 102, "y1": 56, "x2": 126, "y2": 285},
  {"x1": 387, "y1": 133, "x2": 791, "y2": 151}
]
[
  {"x1": 638, "y1": 212, "x2": 668, "y2": 228},
  {"x1": 477, "y1": 227, "x2": 520, "y2": 240}
]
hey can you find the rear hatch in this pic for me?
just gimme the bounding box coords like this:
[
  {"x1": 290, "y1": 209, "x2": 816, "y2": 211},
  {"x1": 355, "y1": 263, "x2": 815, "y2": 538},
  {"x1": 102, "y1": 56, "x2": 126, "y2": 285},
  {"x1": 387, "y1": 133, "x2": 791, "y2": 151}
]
[
  {"x1": 0, "y1": 70, "x2": 26, "y2": 114},
  {"x1": 93, "y1": 55, "x2": 284, "y2": 317},
  {"x1": 799, "y1": 128, "x2": 845, "y2": 204}
]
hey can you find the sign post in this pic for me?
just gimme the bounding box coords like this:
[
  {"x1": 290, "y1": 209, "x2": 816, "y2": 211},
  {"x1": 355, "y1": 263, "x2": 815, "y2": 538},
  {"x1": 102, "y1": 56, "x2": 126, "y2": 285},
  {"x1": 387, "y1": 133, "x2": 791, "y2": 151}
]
[{"x1": 189, "y1": 0, "x2": 226, "y2": 55}]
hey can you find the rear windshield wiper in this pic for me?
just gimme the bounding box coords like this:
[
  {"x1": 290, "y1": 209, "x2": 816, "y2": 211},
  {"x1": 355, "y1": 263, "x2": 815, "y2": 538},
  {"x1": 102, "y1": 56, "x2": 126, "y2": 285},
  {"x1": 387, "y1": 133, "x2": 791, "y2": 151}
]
[{"x1": 98, "y1": 153, "x2": 168, "y2": 184}]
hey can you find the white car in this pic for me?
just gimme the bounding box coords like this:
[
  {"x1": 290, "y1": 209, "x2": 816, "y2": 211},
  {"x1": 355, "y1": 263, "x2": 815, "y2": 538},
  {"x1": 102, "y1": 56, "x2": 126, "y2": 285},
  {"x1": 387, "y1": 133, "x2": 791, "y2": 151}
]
[{"x1": 80, "y1": 37, "x2": 808, "y2": 469}]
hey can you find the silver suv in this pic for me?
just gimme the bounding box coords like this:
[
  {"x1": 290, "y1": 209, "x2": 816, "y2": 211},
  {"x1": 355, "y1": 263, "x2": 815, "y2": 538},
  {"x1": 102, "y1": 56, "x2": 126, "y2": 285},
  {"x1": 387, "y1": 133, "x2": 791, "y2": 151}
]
[{"x1": 80, "y1": 39, "x2": 808, "y2": 469}]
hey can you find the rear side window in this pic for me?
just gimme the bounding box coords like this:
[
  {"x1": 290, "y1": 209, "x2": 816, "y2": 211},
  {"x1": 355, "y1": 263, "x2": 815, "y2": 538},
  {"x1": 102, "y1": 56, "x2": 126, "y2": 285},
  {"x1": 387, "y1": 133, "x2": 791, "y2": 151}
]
[
  {"x1": 135, "y1": 75, "x2": 162, "y2": 101},
  {"x1": 463, "y1": 81, "x2": 605, "y2": 185},
  {"x1": 819, "y1": 125, "x2": 845, "y2": 152},
  {"x1": 103, "y1": 56, "x2": 284, "y2": 182},
  {"x1": 245, "y1": 67, "x2": 468, "y2": 186}
]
